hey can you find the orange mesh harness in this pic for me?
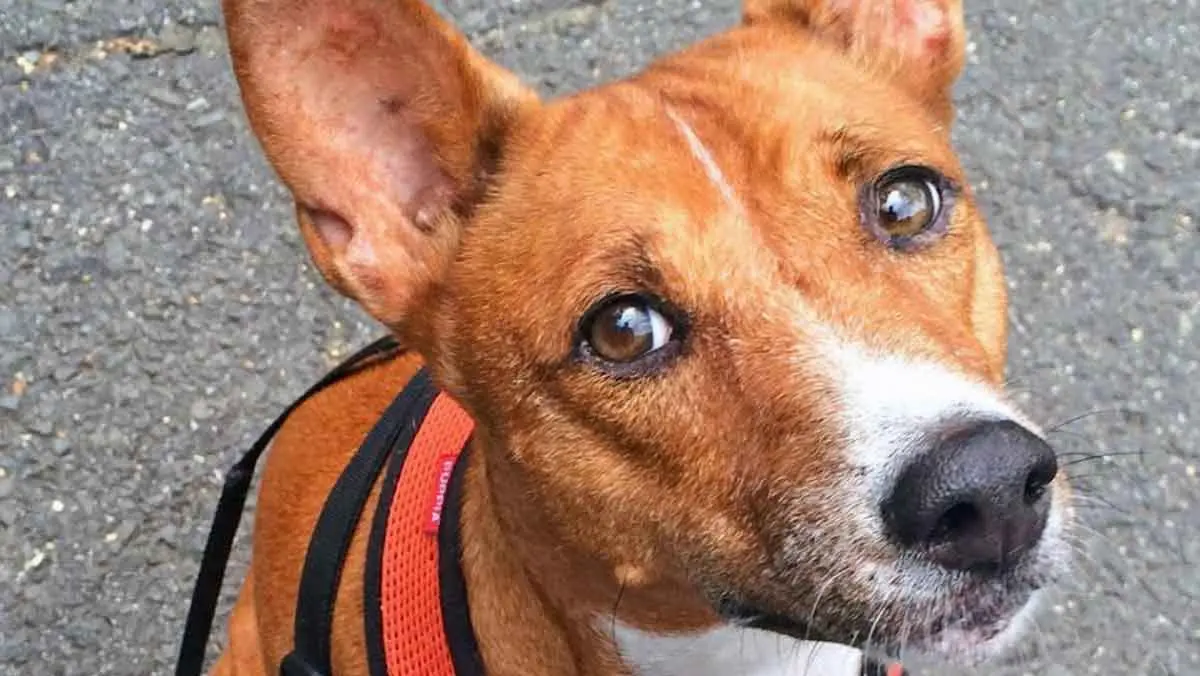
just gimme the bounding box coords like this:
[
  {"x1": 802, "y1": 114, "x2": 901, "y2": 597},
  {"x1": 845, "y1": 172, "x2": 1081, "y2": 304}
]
[
  {"x1": 370, "y1": 391, "x2": 478, "y2": 675},
  {"x1": 276, "y1": 362, "x2": 485, "y2": 676},
  {"x1": 174, "y1": 337, "x2": 487, "y2": 676},
  {"x1": 175, "y1": 337, "x2": 908, "y2": 676}
]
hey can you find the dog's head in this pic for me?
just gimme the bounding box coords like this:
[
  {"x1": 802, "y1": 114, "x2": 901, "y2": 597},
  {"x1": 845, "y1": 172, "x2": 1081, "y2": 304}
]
[{"x1": 224, "y1": 0, "x2": 1072, "y2": 665}]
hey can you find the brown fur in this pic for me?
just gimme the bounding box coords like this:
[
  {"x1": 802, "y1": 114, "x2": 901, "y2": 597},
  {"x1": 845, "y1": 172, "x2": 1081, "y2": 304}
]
[{"x1": 210, "y1": 0, "x2": 1037, "y2": 674}]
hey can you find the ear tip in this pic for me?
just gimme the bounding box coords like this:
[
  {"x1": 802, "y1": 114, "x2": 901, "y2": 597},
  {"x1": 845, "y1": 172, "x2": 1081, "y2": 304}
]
[{"x1": 908, "y1": 0, "x2": 959, "y2": 36}]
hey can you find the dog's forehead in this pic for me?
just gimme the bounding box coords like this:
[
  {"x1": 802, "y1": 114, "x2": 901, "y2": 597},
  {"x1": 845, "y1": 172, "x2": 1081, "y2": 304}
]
[
  {"x1": 453, "y1": 35, "x2": 977, "y2": 357},
  {"x1": 502, "y1": 37, "x2": 963, "y2": 231},
  {"x1": 484, "y1": 46, "x2": 959, "y2": 249}
]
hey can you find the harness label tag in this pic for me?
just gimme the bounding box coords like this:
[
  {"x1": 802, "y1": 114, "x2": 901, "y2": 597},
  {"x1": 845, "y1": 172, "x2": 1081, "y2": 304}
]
[{"x1": 423, "y1": 453, "x2": 459, "y2": 535}]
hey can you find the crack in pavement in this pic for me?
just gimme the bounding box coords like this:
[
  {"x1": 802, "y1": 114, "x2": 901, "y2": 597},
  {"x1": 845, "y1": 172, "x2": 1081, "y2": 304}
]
[
  {"x1": 2, "y1": 22, "x2": 226, "y2": 73},
  {"x1": 1, "y1": 2, "x2": 608, "y2": 82}
]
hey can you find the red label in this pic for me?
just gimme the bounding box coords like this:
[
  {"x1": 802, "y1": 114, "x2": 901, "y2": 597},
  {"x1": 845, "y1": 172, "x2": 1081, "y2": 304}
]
[{"x1": 423, "y1": 454, "x2": 459, "y2": 535}]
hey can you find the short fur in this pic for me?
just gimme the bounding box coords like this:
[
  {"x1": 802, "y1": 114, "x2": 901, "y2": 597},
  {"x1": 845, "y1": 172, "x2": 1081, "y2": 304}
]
[{"x1": 209, "y1": 1, "x2": 1072, "y2": 674}]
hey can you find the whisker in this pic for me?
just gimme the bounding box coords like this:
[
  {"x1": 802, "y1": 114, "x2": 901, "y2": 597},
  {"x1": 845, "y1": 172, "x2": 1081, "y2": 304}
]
[
  {"x1": 1068, "y1": 519, "x2": 1128, "y2": 548},
  {"x1": 1069, "y1": 491, "x2": 1135, "y2": 518},
  {"x1": 1131, "y1": 566, "x2": 1167, "y2": 607},
  {"x1": 1058, "y1": 450, "x2": 1145, "y2": 465},
  {"x1": 1045, "y1": 427, "x2": 1099, "y2": 445},
  {"x1": 1001, "y1": 376, "x2": 1027, "y2": 390},
  {"x1": 1043, "y1": 407, "x2": 1130, "y2": 433},
  {"x1": 862, "y1": 588, "x2": 893, "y2": 660},
  {"x1": 915, "y1": 598, "x2": 935, "y2": 664},
  {"x1": 896, "y1": 592, "x2": 914, "y2": 666},
  {"x1": 1063, "y1": 469, "x2": 1127, "y2": 484},
  {"x1": 1024, "y1": 604, "x2": 1051, "y2": 665},
  {"x1": 1060, "y1": 536, "x2": 1113, "y2": 580},
  {"x1": 1059, "y1": 531, "x2": 1130, "y2": 592},
  {"x1": 608, "y1": 574, "x2": 628, "y2": 643},
  {"x1": 802, "y1": 568, "x2": 848, "y2": 645}
]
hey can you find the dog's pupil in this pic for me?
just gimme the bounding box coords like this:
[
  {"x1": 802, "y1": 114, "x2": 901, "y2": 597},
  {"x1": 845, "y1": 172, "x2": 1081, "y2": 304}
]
[
  {"x1": 592, "y1": 303, "x2": 653, "y2": 362},
  {"x1": 879, "y1": 180, "x2": 931, "y2": 236}
]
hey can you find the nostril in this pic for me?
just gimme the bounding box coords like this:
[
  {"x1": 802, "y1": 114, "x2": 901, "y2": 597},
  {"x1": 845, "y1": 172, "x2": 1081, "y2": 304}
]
[
  {"x1": 930, "y1": 502, "x2": 981, "y2": 543},
  {"x1": 1023, "y1": 454, "x2": 1058, "y2": 505},
  {"x1": 882, "y1": 420, "x2": 1059, "y2": 573},
  {"x1": 1023, "y1": 467, "x2": 1052, "y2": 505}
]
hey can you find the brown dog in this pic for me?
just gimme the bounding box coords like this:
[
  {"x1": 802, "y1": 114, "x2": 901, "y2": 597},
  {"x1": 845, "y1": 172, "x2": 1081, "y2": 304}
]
[{"x1": 206, "y1": 0, "x2": 1074, "y2": 673}]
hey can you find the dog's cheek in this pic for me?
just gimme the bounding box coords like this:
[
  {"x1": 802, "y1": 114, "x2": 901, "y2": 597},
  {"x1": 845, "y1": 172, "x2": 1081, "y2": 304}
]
[
  {"x1": 532, "y1": 426, "x2": 756, "y2": 592},
  {"x1": 749, "y1": 475, "x2": 880, "y2": 581},
  {"x1": 419, "y1": 275, "x2": 529, "y2": 427},
  {"x1": 968, "y1": 220, "x2": 1009, "y2": 380}
]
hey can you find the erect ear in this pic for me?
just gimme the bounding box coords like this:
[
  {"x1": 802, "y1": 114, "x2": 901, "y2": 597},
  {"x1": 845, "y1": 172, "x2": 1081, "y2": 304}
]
[
  {"x1": 743, "y1": 0, "x2": 966, "y2": 123},
  {"x1": 222, "y1": 0, "x2": 538, "y2": 331}
]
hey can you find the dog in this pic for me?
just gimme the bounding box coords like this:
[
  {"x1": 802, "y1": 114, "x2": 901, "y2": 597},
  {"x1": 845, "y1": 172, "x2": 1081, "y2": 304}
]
[{"x1": 196, "y1": 0, "x2": 1075, "y2": 673}]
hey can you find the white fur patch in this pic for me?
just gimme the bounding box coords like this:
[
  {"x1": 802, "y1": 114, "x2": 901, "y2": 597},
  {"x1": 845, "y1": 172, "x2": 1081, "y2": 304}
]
[
  {"x1": 823, "y1": 338, "x2": 1042, "y2": 504},
  {"x1": 610, "y1": 623, "x2": 864, "y2": 676},
  {"x1": 664, "y1": 106, "x2": 743, "y2": 213},
  {"x1": 931, "y1": 588, "x2": 1047, "y2": 663},
  {"x1": 808, "y1": 335, "x2": 1069, "y2": 661}
]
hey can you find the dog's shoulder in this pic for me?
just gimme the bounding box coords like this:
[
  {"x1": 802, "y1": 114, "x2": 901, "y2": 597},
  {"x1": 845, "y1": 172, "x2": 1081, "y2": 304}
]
[{"x1": 248, "y1": 349, "x2": 425, "y2": 670}]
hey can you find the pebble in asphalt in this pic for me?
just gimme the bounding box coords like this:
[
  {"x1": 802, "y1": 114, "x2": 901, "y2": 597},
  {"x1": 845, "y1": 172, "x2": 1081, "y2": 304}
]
[{"x1": 0, "y1": 1, "x2": 1197, "y2": 674}]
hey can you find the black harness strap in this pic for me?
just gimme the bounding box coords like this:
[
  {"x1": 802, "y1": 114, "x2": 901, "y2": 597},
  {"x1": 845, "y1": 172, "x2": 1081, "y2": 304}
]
[
  {"x1": 362, "y1": 418, "x2": 411, "y2": 676},
  {"x1": 280, "y1": 369, "x2": 438, "y2": 676},
  {"x1": 177, "y1": 334, "x2": 911, "y2": 676},
  {"x1": 174, "y1": 336, "x2": 403, "y2": 676},
  {"x1": 361, "y1": 428, "x2": 484, "y2": 676},
  {"x1": 435, "y1": 445, "x2": 486, "y2": 676}
]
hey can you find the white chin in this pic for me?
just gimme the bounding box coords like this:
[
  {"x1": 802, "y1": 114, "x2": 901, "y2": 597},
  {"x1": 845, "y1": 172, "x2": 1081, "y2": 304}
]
[{"x1": 914, "y1": 589, "x2": 1045, "y2": 666}]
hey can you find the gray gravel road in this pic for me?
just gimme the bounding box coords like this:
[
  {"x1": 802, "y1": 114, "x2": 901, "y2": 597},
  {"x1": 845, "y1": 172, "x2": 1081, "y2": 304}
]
[{"x1": 1, "y1": 0, "x2": 1197, "y2": 674}]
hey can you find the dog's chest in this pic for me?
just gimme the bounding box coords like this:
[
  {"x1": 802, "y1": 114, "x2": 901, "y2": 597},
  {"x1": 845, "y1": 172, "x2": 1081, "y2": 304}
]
[
  {"x1": 610, "y1": 622, "x2": 865, "y2": 676},
  {"x1": 286, "y1": 366, "x2": 483, "y2": 675}
]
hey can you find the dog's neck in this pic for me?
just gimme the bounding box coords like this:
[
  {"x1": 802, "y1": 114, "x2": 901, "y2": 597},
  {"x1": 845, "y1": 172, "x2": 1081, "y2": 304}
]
[
  {"x1": 453, "y1": 447, "x2": 577, "y2": 673},
  {"x1": 456, "y1": 440, "x2": 865, "y2": 676}
]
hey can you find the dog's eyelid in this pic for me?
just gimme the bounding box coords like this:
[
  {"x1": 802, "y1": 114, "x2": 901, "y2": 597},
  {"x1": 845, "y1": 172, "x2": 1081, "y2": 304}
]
[
  {"x1": 820, "y1": 127, "x2": 960, "y2": 183},
  {"x1": 876, "y1": 156, "x2": 956, "y2": 179}
]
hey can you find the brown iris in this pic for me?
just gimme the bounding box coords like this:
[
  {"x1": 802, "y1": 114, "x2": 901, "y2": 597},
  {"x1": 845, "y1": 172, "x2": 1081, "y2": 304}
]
[
  {"x1": 874, "y1": 167, "x2": 944, "y2": 240},
  {"x1": 587, "y1": 299, "x2": 664, "y2": 363}
]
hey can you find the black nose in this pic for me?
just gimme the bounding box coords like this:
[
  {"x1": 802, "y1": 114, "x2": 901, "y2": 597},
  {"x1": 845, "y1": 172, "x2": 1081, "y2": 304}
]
[{"x1": 881, "y1": 420, "x2": 1058, "y2": 573}]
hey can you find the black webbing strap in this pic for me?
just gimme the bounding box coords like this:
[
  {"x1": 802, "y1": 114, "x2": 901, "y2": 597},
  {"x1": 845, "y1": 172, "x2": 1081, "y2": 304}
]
[
  {"x1": 174, "y1": 335, "x2": 403, "y2": 676},
  {"x1": 280, "y1": 368, "x2": 438, "y2": 676},
  {"x1": 435, "y1": 445, "x2": 486, "y2": 676}
]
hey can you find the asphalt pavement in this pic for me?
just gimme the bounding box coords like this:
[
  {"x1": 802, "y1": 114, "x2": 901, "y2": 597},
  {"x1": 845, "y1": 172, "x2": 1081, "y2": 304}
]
[{"x1": 1, "y1": 0, "x2": 1197, "y2": 674}]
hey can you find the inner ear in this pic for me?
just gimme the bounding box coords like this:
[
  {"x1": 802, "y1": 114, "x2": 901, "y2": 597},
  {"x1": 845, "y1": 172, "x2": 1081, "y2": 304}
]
[{"x1": 223, "y1": 0, "x2": 538, "y2": 333}]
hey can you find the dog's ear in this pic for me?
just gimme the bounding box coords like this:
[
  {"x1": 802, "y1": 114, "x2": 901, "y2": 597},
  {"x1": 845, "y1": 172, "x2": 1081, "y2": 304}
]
[
  {"x1": 743, "y1": 0, "x2": 966, "y2": 122},
  {"x1": 223, "y1": 0, "x2": 538, "y2": 331}
]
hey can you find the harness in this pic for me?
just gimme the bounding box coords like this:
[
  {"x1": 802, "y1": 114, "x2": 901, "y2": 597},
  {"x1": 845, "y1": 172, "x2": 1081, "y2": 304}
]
[{"x1": 174, "y1": 337, "x2": 907, "y2": 676}]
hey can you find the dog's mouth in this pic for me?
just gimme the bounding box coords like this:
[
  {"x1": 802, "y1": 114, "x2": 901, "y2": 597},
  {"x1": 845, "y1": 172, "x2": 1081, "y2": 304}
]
[
  {"x1": 714, "y1": 584, "x2": 1038, "y2": 661},
  {"x1": 901, "y1": 589, "x2": 1032, "y2": 646}
]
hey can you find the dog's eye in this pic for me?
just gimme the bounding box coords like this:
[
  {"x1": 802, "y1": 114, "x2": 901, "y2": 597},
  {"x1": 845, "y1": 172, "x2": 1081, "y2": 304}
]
[
  {"x1": 577, "y1": 294, "x2": 685, "y2": 377},
  {"x1": 865, "y1": 165, "x2": 952, "y2": 247},
  {"x1": 586, "y1": 296, "x2": 672, "y2": 362}
]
